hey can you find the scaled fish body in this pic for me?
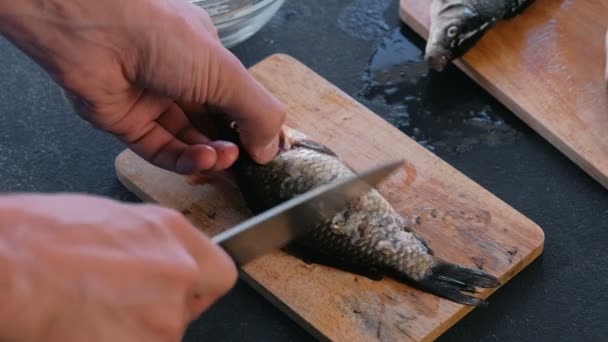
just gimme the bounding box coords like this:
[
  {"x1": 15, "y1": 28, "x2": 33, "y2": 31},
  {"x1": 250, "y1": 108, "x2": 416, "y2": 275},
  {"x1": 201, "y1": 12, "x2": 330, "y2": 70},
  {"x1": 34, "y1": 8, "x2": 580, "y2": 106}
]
[
  {"x1": 425, "y1": 0, "x2": 535, "y2": 71},
  {"x1": 223, "y1": 124, "x2": 500, "y2": 306}
]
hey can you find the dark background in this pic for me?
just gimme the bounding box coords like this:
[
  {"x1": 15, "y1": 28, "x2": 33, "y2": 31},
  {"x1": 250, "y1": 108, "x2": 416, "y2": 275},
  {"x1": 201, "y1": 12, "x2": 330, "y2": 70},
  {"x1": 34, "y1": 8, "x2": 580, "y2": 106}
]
[{"x1": 1, "y1": 0, "x2": 606, "y2": 341}]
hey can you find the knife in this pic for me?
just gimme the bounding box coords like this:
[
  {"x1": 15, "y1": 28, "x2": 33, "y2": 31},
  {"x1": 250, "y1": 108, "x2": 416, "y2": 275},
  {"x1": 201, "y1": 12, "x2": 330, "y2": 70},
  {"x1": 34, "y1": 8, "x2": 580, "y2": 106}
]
[{"x1": 211, "y1": 159, "x2": 405, "y2": 265}]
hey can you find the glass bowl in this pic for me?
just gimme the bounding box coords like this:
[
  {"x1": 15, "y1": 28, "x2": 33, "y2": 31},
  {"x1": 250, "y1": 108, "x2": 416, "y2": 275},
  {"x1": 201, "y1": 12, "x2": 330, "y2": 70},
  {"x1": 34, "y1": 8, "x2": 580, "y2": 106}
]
[{"x1": 191, "y1": 0, "x2": 285, "y2": 48}]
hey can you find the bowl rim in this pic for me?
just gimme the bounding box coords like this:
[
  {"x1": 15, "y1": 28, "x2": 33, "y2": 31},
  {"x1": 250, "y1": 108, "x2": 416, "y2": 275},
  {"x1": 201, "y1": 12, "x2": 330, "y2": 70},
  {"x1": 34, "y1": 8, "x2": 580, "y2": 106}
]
[{"x1": 192, "y1": 0, "x2": 284, "y2": 25}]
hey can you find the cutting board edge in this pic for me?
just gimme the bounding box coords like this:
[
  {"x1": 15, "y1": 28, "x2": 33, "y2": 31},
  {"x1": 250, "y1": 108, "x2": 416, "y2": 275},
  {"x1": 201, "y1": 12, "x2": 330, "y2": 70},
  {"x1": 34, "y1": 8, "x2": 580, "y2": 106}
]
[
  {"x1": 114, "y1": 154, "x2": 158, "y2": 204},
  {"x1": 399, "y1": 0, "x2": 428, "y2": 38},
  {"x1": 398, "y1": 0, "x2": 608, "y2": 190},
  {"x1": 423, "y1": 241, "x2": 544, "y2": 342},
  {"x1": 237, "y1": 270, "x2": 332, "y2": 342}
]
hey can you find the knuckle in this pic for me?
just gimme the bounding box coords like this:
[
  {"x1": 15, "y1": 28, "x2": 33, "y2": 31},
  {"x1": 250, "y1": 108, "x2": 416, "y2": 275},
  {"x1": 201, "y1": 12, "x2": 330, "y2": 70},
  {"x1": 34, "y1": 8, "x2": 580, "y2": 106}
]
[
  {"x1": 158, "y1": 208, "x2": 188, "y2": 228},
  {"x1": 224, "y1": 264, "x2": 238, "y2": 289},
  {"x1": 195, "y1": 7, "x2": 219, "y2": 36},
  {"x1": 210, "y1": 26, "x2": 219, "y2": 39},
  {"x1": 157, "y1": 316, "x2": 188, "y2": 341},
  {"x1": 161, "y1": 206, "x2": 183, "y2": 220},
  {"x1": 139, "y1": 205, "x2": 188, "y2": 231},
  {"x1": 213, "y1": 252, "x2": 238, "y2": 293},
  {"x1": 224, "y1": 51, "x2": 243, "y2": 69},
  {"x1": 53, "y1": 69, "x2": 85, "y2": 90},
  {"x1": 173, "y1": 259, "x2": 201, "y2": 284}
]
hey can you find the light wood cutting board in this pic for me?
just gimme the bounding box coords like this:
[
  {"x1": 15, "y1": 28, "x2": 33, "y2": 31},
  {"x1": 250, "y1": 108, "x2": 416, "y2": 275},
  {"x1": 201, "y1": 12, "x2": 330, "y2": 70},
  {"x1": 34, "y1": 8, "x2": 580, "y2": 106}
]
[
  {"x1": 115, "y1": 54, "x2": 545, "y2": 342},
  {"x1": 400, "y1": 0, "x2": 608, "y2": 189}
]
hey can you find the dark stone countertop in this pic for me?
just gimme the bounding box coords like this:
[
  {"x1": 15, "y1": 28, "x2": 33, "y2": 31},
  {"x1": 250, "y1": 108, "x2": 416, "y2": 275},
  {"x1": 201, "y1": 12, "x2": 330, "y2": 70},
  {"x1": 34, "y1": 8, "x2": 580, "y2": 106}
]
[{"x1": 0, "y1": 0, "x2": 606, "y2": 341}]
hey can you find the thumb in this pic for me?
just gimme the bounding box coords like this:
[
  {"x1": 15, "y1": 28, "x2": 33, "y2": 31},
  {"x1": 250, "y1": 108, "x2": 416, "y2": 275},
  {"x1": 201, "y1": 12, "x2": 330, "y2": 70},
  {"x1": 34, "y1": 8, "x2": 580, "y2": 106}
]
[{"x1": 204, "y1": 45, "x2": 286, "y2": 164}]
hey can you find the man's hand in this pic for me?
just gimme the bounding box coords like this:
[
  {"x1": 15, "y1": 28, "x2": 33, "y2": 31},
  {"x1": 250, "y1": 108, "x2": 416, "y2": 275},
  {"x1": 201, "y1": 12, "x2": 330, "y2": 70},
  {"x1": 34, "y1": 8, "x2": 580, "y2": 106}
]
[
  {"x1": 0, "y1": 0, "x2": 285, "y2": 174},
  {"x1": 0, "y1": 194, "x2": 237, "y2": 342}
]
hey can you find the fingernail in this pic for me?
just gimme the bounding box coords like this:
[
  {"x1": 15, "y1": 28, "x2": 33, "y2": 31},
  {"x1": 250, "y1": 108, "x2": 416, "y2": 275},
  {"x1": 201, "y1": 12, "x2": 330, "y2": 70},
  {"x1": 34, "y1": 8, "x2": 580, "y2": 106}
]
[
  {"x1": 176, "y1": 145, "x2": 217, "y2": 174},
  {"x1": 209, "y1": 141, "x2": 236, "y2": 150}
]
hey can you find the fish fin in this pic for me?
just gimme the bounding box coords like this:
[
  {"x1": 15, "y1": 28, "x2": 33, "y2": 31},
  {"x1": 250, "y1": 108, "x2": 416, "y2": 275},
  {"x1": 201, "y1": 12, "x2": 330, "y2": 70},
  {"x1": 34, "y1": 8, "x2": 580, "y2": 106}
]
[
  {"x1": 414, "y1": 259, "x2": 501, "y2": 307},
  {"x1": 402, "y1": 225, "x2": 435, "y2": 256},
  {"x1": 284, "y1": 242, "x2": 384, "y2": 281},
  {"x1": 281, "y1": 126, "x2": 341, "y2": 158},
  {"x1": 293, "y1": 140, "x2": 339, "y2": 157}
]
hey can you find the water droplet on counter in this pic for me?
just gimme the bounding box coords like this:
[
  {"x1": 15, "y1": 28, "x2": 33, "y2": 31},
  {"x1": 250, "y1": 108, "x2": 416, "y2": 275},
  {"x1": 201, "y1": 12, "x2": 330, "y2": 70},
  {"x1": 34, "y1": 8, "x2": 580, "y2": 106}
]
[
  {"x1": 337, "y1": 0, "x2": 392, "y2": 41},
  {"x1": 358, "y1": 27, "x2": 521, "y2": 153}
]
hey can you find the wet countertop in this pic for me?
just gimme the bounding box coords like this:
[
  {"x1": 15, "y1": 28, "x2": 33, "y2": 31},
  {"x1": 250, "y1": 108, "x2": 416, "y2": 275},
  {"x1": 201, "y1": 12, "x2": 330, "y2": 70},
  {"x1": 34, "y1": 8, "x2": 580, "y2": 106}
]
[{"x1": 0, "y1": 0, "x2": 606, "y2": 341}]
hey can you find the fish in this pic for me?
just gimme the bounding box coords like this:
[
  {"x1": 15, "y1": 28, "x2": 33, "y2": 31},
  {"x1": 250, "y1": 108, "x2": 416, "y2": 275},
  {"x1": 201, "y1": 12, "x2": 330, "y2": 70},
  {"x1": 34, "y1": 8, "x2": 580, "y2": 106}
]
[
  {"x1": 425, "y1": 0, "x2": 535, "y2": 71},
  {"x1": 214, "y1": 118, "x2": 500, "y2": 306}
]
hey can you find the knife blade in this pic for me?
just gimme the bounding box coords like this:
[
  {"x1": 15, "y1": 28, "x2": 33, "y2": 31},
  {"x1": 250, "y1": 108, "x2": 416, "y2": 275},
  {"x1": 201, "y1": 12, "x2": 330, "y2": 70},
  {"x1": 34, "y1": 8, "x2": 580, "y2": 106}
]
[{"x1": 211, "y1": 159, "x2": 405, "y2": 265}]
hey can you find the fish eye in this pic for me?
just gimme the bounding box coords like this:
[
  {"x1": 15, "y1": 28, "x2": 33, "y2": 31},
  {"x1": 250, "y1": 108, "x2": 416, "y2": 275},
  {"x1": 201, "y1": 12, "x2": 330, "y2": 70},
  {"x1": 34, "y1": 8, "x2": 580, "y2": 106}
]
[{"x1": 446, "y1": 26, "x2": 458, "y2": 38}]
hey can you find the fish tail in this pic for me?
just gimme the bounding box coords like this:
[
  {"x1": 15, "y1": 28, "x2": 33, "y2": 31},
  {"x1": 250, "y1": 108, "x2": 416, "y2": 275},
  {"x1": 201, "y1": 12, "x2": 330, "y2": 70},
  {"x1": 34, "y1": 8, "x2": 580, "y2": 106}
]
[{"x1": 416, "y1": 258, "x2": 501, "y2": 306}]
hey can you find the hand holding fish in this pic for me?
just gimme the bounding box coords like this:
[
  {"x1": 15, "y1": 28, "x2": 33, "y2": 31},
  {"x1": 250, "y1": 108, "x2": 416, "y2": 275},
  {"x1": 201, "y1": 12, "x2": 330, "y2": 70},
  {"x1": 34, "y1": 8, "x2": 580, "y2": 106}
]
[
  {"x1": 0, "y1": 194, "x2": 237, "y2": 342},
  {"x1": 0, "y1": 0, "x2": 285, "y2": 174}
]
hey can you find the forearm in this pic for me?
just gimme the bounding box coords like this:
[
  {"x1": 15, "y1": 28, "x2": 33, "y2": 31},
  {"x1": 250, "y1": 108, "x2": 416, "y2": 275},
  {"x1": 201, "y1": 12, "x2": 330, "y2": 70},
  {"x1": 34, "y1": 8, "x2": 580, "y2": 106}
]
[
  {"x1": 0, "y1": 0, "x2": 134, "y2": 84},
  {"x1": 0, "y1": 0, "x2": 69, "y2": 77},
  {"x1": 0, "y1": 1, "x2": 45, "y2": 41}
]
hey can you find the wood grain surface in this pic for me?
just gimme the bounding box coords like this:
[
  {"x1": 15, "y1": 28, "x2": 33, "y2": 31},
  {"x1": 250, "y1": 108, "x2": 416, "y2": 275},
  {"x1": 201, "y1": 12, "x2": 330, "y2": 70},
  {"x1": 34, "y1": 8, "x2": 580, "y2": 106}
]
[
  {"x1": 400, "y1": 0, "x2": 608, "y2": 189},
  {"x1": 115, "y1": 54, "x2": 544, "y2": 342}
]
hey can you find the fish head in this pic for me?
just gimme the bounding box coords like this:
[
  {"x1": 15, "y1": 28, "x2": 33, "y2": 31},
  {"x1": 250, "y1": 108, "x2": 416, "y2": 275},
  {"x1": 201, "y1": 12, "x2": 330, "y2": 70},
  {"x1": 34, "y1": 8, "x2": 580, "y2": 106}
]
[{"x1": 425, "y1": 0, "x2": 494, "y2": 71}]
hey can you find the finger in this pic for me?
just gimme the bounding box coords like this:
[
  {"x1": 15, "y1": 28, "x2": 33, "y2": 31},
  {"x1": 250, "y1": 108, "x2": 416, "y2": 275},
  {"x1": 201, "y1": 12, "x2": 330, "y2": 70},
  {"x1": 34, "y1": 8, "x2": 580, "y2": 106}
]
[
  {"x1": 163, "y1": 104, "x2": 239, "y2": 171},
  {"x1": 202, "y1": 39, "x2": 286, "y2": 164},
  {"x1": 189, "y1": 238, "x2": 237, "y2": 318},
  {"x1": 127, "y1": 121, "x2": 218, "y2": 174},
  {"x1": 134, "y1": 205, "x2": 237, "y2": 319},
  {"x1": 169, "y1": 104, "x2": 239, "y2": 170},
  {"x1": 173, "y1": 103, "x2": 239, "y2": 170},
  {"x1": 191, "y1": 6, "x2": 219, "y2": 39},
  {"x1": 163, "y1": 212, "x2": 238, "y2": 319},
  {"x1": 177, "y1": 101, "x2": 205, "y2": 116},
  {"x1": 155, "y1": 102, "x2": 211, "y2": 145},
  {"x1": 179, "y1": 102, "x2": 220, "y2": 140},
  {"x1": 206, "y1": 141, "x2": 238, "y2": 171}
]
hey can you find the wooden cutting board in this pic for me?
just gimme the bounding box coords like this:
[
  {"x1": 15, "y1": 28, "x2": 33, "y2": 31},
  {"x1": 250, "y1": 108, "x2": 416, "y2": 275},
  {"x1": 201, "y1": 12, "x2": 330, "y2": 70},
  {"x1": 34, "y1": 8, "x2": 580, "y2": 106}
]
[
  {"x1": 115, "y1": 54, "x2": 544, "y2": 342},
  {"x1": 400, "y1": 0, "x2": 608, "y2": 189}
]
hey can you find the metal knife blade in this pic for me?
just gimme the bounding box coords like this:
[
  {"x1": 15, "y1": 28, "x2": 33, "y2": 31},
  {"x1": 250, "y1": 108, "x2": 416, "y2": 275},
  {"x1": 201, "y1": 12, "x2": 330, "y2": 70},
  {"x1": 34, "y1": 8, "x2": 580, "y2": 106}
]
[{"x1": 211, "y1": 159, "x2": 405, "y2": 265}]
